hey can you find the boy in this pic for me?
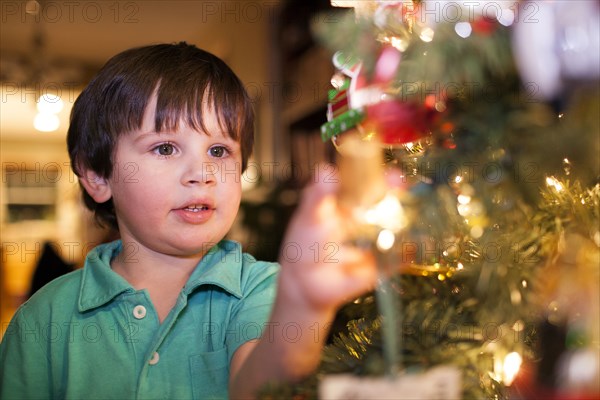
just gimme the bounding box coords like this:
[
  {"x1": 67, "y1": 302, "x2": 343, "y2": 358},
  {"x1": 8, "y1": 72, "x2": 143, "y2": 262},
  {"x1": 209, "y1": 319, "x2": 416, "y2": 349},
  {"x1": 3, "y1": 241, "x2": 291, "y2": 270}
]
[{"x1": 0, "y1": 43, "x2": 376, "y2": 399}]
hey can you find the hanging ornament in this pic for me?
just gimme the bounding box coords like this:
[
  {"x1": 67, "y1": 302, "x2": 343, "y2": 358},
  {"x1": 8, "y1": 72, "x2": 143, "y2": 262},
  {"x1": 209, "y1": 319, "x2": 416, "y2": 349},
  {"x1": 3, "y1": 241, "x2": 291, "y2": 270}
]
[
  {"x1": 471, "y1": 16, "x2": 497, "y2": 35},
  {"x1": 352, "y1": 45, "x2": 432, "y2": 146},
  {"x1": 320, "y1": 51, "x2": 366, "y2": 144},
  {"x1": 321, "y1": 45, "x2": 437, "y2": 147},
  {"x1": 360, "y1": 99, "x2": 430, "y2": 145}
]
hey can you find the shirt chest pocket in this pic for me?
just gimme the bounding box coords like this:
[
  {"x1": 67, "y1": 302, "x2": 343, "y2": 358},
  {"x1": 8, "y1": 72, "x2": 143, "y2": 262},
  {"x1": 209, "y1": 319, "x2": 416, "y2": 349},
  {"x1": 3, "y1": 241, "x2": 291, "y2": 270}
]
[{"x1": 189, "y1": 347, "x2": 229, "y2": 400}]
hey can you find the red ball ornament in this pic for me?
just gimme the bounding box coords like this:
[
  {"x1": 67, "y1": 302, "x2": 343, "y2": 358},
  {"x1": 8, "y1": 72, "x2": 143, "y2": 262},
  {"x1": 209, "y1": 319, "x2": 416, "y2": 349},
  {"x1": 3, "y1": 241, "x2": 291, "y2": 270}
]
[
  {"x1": 472, "y1": 16, "x2": 497, "y2": 35},
  {"x1": 348, "y1": 45, "x2": 435, "y2": 146},
  {"x1": 361, "y1": 99, "x2": 429, "y2": 145}
]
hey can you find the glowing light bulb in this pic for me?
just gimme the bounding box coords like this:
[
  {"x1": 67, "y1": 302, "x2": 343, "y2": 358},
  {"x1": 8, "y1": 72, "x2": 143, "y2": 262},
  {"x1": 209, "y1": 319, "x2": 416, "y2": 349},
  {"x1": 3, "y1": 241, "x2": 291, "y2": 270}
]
[
  {"x1": 37, "y1": 94, "x2": 64, "y2": 114},
  {"x1": 497, "y1": 9, "x2": 515, "y2": 26},
  {"x1": 545, "y1": 176, "x2": 563, "y2": 191},
  {"x1": 503, "y1": 352, "x2": 523, "y2": 386},
  {"x1": 457, "y1": 194, "x2": 471, "y2": 204},
  {"x1": 470, "y1": 226, "x2": 484, "y2": 238},
  {"x1": 455, "y1": 22, "x2": 472, "y2": 38},
  {"x1": 389, "y1": 36, "x2": 408, "y2": 52},
  {"x1": 33, "y1": 113, "x2": 60, "y2": 132},
  {"x1": 419, "y1": 27, "x2": 435, "y2": 42},
  {"x1": 365, "y1": 192, "x2": 406, "y2": 232},
  {"x1": 376, "y1": 229, "x2": 395, "y2": 252}
]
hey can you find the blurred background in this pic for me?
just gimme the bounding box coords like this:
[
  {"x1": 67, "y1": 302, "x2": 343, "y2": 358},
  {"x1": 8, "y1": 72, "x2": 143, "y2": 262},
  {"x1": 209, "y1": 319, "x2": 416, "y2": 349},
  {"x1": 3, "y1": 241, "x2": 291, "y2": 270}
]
[
  {"x1": 0, "y1": 0, "x2": 337, "y2": 337},
  {"x1": 2, "y1": 2, "x2": 599, "y2": 397}
]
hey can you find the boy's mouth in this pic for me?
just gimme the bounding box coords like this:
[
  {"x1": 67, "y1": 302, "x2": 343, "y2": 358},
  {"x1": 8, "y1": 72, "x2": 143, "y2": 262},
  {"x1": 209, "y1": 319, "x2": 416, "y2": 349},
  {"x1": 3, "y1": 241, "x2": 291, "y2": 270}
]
[
  {"x1": 183, "y1": 204, "x2": 211, "y2": 212},
  {"x1": 174, "y1": 201, "x2": 215, "y2": 224}
]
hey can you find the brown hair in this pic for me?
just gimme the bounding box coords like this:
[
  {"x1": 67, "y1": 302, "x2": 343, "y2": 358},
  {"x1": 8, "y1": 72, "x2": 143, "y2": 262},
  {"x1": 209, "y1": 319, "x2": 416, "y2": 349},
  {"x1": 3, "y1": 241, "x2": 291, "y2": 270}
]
[{"x1": 67, "y1": 42, "x2": 254, "y2": 229}]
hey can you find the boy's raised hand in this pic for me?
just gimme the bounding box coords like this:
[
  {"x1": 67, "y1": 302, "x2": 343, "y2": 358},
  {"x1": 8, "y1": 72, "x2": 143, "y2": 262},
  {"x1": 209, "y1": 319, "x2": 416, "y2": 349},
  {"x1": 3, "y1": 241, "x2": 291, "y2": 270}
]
[
  {"x1": 276, "y1": 164, "x2": 378, "y2": 317},
  {"x1": 229, "y1": 164, "x2": 382, "y2": 398}
]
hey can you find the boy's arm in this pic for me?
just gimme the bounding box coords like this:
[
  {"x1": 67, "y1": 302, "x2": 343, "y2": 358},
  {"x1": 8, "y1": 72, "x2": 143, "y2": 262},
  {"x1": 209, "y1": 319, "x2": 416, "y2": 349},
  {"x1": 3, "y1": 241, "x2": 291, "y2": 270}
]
[
  {"x1": 1, "y1": 307, "x2": 52, "y2": 400},
  {"x1": 229, "y1": 166, "x2": 377, "y2": 399}
]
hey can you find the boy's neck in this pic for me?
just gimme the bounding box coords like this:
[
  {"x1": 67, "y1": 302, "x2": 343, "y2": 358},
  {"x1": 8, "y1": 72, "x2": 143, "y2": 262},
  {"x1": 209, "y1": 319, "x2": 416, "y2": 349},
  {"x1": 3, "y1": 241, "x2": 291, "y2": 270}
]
[
  {"x1": 111, "y1": 244, "x2": 202, "y2": 287},
  {"x1": 110, "y1": 243, "x2": 205, "y2": 323}
]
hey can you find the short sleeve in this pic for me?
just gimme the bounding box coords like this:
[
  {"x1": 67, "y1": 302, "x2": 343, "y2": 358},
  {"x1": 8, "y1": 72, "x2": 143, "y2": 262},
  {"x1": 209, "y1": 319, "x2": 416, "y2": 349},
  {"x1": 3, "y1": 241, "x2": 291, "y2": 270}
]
[
  {"x1": 0, "y1": 305, "x2": 52, "y2": 399},
  {"x1": 225, "y1": 259, "x2": 279, "y2": 363}
]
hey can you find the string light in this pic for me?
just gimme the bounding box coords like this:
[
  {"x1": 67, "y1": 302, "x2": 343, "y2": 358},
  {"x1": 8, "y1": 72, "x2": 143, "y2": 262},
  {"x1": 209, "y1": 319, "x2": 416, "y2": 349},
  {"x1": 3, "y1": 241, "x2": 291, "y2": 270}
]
[
  {"x1": 376, "y1": 229, "x2": 395, "y2": 252},
  {"x1": 546, "y1": 176, "x2": 564, "y2": 191},
  {"x1": 502, "y1": 352, "x2": 523, "y2": 386},
  {"x1": 455, "y1": 22, "x2": 472, "y2": 38},
  {"x1": 419, "y1": 27, "x2": 434, "y2": 42},
  {"x1": 497, "y1": 9, "x2": 515, "y2": 27},
  {"x1": 364, "y1": 192, "x2": 407, "y2": 233}
]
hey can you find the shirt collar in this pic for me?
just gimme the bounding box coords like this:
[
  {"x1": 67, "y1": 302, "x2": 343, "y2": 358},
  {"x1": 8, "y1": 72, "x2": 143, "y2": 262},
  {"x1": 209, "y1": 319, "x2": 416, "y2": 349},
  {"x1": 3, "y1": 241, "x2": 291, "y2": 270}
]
[
  {"x1": 78, "y1": 240, "x2": 132, "y2": 312},
  {"x1": 78, "y1": 240, "x2": 244, "y2": 312},
  {"x1": 183, "y1": 240, "x2": 243, "y2": 298}
]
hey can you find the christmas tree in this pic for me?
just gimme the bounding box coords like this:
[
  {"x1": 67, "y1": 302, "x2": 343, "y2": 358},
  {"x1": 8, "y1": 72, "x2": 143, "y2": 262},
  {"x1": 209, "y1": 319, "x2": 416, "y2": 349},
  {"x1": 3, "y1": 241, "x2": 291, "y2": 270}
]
[{"x1": 261, "y1": 1, "x2": 599, "y2": 398}]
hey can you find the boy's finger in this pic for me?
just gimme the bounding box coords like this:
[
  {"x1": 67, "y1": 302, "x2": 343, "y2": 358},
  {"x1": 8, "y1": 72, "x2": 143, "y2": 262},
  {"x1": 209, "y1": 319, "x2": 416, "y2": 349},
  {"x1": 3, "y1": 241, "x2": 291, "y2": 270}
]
[
  {"x1": 297, "y1": 163, "x2": 339, "y2": 213},
  {"x1": 310, "y1": 163, "x2": 340, "y2": 195},
  {"x1": 384, "y1": 166, "x2": 407, "y2": 189}
]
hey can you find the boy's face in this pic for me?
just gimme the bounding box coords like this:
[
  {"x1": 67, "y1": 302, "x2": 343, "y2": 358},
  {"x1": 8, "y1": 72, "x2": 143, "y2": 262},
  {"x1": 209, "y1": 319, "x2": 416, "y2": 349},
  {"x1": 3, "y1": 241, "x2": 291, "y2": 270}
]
[{"x1": 101, "y1": 95, "x2": 243, "y2": 258}]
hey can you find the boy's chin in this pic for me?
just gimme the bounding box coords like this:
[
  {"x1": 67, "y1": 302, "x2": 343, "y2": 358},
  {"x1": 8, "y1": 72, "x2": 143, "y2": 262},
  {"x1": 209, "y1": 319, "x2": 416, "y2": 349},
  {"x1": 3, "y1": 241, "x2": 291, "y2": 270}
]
[{"x1": 162, "y1": 240, "x2": 222, "y2": 258}]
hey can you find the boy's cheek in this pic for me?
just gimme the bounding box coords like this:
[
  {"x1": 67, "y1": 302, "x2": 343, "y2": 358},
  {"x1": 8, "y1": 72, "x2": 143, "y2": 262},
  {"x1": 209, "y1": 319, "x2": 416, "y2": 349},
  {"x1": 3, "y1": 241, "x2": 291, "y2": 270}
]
[
  {"x1": 111, "y1": 162, "x2": 142, "y2": 185},
  {"x1": 221, "y1": 161, "x2": 242, "y2": 184}
]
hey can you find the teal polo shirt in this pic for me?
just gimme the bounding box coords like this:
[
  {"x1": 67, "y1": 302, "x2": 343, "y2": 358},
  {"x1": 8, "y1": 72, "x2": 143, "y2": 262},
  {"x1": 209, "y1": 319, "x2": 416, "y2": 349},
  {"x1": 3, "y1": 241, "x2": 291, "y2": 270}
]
[{"x1": 0, "y1": 240, "x2": 279, "y2": 399}]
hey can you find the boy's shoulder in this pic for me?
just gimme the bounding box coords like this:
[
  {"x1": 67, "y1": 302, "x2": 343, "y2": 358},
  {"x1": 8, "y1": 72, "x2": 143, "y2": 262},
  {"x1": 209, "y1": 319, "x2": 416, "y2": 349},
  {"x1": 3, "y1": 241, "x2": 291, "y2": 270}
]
[
  {"x1": 14, "y1": 240, "x2": 121, "y2": 319},
  {"x1": 15, "y1": 268, "x2": 83, "y2": 320},
  {"x1": 239, "y1": 251, "x2": 280, "y2": 289}
]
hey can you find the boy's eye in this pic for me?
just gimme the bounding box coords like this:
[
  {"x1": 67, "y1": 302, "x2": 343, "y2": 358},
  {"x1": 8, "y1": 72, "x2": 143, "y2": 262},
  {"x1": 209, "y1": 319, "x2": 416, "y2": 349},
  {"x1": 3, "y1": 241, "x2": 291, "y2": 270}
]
[
  {"x1": 156, "y1": 143, "x2": 175, "y2": 156},
  {"x1": 209, "y1": 146, "x2": 228, "y2": 158}
]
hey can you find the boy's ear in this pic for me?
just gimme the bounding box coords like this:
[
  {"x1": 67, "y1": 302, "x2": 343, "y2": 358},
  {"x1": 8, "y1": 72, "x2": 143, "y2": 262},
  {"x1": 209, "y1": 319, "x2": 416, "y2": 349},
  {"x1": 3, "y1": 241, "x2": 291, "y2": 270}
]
[{"x1": 79, "y1": 169, "x2": 112, "y2": 203}]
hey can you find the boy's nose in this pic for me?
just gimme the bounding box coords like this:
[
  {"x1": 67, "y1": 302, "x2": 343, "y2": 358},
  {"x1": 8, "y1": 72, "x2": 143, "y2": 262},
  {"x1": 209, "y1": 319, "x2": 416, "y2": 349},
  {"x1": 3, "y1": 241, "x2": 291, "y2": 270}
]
[{"x1": 181, "y1": 159, "x2": 217, "y2": 186}]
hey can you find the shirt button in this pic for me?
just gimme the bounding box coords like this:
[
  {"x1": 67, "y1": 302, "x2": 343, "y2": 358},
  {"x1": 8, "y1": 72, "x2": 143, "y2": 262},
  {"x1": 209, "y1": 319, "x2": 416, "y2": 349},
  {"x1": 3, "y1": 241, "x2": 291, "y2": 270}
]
[
  {"x1": 149, "y1": 351, "x2": 160, "y2": 365},
  {"x1": 133, "y1": 305, "x2": 147, "y2": 319}
]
